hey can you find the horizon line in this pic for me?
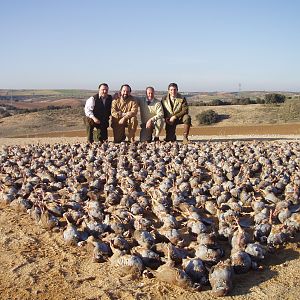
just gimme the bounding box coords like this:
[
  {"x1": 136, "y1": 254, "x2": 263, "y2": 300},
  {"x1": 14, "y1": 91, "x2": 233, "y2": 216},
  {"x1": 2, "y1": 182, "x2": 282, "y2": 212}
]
[{"x1": 0, "y1": 88, "x2": 299, "y2": 94}]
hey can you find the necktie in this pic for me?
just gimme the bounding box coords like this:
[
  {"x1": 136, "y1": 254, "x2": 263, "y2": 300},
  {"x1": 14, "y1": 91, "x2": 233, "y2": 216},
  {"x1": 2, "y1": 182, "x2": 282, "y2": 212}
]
[
  {"x1": 147, "y1": 100, "x2": 151, "y2": 105},
  {"x1": 170, "y1": 98, "x2": 174, "y2": 111}
]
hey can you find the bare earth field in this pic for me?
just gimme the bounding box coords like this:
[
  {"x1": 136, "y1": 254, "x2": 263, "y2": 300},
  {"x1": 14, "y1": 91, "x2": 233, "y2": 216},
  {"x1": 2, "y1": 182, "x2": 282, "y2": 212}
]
[
  {"x1": 1, "y1": 98, "x2": 83, "y2": 109},
  {"x1": 0, "y1": 204, "x2": 299, "y2": 300}
]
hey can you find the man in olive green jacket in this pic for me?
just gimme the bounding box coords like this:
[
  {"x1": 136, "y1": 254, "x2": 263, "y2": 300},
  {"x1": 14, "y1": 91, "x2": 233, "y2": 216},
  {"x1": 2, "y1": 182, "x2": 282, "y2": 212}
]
[{"x1": 161, "y1": 82, "x2": 191, "y2": 143}]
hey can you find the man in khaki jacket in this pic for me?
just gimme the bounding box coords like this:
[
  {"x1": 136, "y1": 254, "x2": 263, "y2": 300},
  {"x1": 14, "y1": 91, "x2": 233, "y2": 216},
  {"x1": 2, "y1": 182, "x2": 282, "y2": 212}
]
[
  {"x1": 161, "y1": 82, "x2": 191, "y2": 143},
  {"x1": 111, "y1": 84, "x2": 138, "y2": 143},
  {"x1": 137, "y1": 86, "x2": 164, "y2": 142}
]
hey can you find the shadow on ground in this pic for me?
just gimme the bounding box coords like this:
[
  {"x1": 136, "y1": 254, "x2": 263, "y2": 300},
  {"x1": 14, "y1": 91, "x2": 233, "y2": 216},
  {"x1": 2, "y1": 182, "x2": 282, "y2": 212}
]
[{"x1": 230, "y1": 236, "x2": 300, "y2": 297}]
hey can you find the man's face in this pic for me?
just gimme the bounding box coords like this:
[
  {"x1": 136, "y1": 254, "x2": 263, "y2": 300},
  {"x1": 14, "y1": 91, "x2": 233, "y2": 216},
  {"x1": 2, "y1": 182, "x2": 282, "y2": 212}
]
[
  {"x1": 99, "y1": 85, "x2": 108, "y2": 98},
  {"x1": 146, "y1": 88, "x2": 154, "y2": 101},
  {"x1": 168, "y1": 86, "x2": 178, "y2": 98},
  {"x1": 121, "y1": 86, "x2": 131, "y2": 99}
]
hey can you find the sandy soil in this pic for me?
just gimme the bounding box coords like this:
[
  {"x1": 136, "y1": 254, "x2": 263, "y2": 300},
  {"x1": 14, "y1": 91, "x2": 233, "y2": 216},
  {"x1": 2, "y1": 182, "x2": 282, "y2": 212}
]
[
  {"x1": 1, "y1": 205, "x2": 163, "y2": 300},
  {"x1": 7, "y1": 123, "x2": 300, "y2": 139},
  {"x1": 0, "y1": 132, "x2": 300, "y2": 300},
  {"x1": 0, "y1": 204, "x2": 299, "y2": 300}
]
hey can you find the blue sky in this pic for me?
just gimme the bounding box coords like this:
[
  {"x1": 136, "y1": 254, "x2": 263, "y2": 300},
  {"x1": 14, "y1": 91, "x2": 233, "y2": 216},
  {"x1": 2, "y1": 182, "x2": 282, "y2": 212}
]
[{"x1": 1, "y1": 0, "x2": 299, "y2": 92}]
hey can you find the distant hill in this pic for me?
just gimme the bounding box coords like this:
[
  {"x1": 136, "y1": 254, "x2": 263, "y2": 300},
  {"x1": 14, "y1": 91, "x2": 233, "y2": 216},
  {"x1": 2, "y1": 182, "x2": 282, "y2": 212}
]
[{"x1": 1, "y1": 89, "x2": 299, "y2": 101}]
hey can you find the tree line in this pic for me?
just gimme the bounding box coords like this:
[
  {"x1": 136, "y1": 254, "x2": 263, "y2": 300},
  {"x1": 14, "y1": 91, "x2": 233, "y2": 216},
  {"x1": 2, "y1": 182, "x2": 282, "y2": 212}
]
[{"x1": 189, "y1": 93, "x2": 286, "y2": 106}]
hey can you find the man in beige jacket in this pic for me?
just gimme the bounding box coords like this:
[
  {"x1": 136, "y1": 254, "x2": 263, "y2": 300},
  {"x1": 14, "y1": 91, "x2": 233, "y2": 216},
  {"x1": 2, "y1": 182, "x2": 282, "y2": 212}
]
[
  {"x1": 137, "y1": 86, "x2": 164, "y2": 142},
  {"x1": 111, "y1": 84, "x2": 138, "y2": 143}
]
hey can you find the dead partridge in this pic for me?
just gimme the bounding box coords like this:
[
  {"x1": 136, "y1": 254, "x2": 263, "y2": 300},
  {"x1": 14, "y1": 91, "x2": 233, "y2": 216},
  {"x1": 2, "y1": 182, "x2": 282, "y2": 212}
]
[
  {"x1": 230, "y1": 250, "x2": 252, "y2": 274},
  {"x1": 87, "y1": 236, "x2": 112, "y2": 262},
  {"x1": 230, "y1": 218, "x2": 251, "y2": 252},
  {"x1": 209, "y1": 259, "x2": 233, "y2": 297},
  {"x1": 131, "y1": 245, "x2": 162, "y2": 269},
  {"x1": 39, "y1": 207, "x2": 59, "y2": 230},
  {"x1": 109, "y1": 245, "x2": 144, "y2": 279},
  {"x1": 155, "y1": 244, "x2": 195, "y2": 290},
  {"x1": 182, "y1": 258, "x2": 208, "y2": 285},
  {"x1": 155, "y1": 262, "x2": 195, "y2": 291},
  {"x1": 63, "y1": 213, "x2": 80, "y2": 246}
]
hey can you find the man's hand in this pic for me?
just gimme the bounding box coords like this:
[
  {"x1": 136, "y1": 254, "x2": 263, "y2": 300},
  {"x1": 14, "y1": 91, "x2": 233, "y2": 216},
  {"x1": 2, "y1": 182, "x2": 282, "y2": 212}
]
[
  {"x1": 166, "y1": 116, "x2": 176, "y2": 124},
  {"x1": 119, "y1": 117, "x2": 126, "y2": 125},
  {"x1": 92, "y1": 117, "x2": 100, "y2": 124},
  {"x1": 169, "y1": 116, "x2": 177, "y2": 123},
  {"x1": 146, "y1": 119, "x2": 153, "y2": 129}
]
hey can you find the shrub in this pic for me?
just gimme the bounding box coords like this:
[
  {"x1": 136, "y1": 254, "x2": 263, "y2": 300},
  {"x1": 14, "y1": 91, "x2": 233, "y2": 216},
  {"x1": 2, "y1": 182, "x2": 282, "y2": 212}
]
[
  {"x1": 210, "y1": 99, "x2": 225, "y2": 106},
  {"x1": 232, "y1": 98, "x2": 256, "y2": 105},
  {"x1": 188, "y1": 101, "x2": 206, "y2": 106},
  {"x1": 265, "y1": 93, "x2": 286, "y2": 104},
  {"x1": 196, "y1": 109, "x2": 219, "y2": 125},
  {"x1": 279, "y1": 98, "x2": 300, "y2": 122},
  {"x1": 0, "y1": 111, "x2": 12, "y2": 118},
  {"x1": 256, "y1": 97, "x2": 265, "y2": 104},
  {"x1": 47, "y1": 105, "x2": 72, "y2": 110}
]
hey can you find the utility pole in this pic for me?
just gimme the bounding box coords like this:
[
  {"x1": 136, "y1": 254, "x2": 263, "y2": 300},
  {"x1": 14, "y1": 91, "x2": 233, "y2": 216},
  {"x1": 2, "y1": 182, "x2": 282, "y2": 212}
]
[
  {"x1": 10, "y1": 89, "x2": 13, "y2": 105},
  {"x1": 238, "y1": 83, "x2": 241, "y2": 98}
]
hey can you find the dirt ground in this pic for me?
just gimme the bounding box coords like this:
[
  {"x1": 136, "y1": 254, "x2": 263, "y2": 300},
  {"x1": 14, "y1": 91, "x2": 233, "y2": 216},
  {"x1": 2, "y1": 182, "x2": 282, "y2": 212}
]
[
  {"x1": 0, "y1": 131, "x2": 300, "y2": 300},
  {"x1": 0, "y1": 204, "x2": 299, "y2": 300},
  {"x1": 7, "y1": 123, "x2": 300, "y2": 140}
]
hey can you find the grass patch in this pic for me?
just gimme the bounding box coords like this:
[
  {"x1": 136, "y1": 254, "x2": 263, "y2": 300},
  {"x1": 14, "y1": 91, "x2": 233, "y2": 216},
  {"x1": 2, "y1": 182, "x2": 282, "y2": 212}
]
[{"x1": 279, "y1": 99, "x2": 300, "y2": 122}]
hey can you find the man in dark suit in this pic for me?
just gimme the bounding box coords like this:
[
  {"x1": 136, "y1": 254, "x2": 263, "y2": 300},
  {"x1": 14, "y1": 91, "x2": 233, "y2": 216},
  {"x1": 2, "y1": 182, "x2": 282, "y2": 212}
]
[{"x1": 84, "y1": 83, "x2": 112, "y2": 143}]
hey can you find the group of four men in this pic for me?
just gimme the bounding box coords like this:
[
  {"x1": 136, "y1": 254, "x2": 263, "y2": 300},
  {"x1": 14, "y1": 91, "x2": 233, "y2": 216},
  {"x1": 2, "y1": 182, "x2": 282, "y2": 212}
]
[{"x1": 84, "y1": 83, "x2": 191, "y2": 143}]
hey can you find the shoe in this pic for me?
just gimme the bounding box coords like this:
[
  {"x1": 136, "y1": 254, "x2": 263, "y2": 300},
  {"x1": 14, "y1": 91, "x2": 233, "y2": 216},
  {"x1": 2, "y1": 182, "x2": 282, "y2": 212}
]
[
  {"x1": 182, "y1": 136, "x2": 189, "y2": 144},
  {"x1": 153, "y1": 137, "x2": 159, "y2": 142},
  {"x1": 165, "y1": 136, "x2": 176, "y2": 142}
]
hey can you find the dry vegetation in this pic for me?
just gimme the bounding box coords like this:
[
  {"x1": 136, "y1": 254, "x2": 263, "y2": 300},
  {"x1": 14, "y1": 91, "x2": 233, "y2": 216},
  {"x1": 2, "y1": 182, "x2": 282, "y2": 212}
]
[
  {"x1": 0, "y1": 107, "x2": 85, "y2": 138},
  {"x1": 0, "y1": 100, "x2": 300, "y2": 139},
  {"x1": 189, "y1": 101, "x2": 300, "y2": 126}
]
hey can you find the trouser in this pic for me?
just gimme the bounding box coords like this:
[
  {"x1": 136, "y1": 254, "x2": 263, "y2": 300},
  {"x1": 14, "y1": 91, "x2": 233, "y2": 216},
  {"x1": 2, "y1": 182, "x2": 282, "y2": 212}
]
[
  {"x1": 112, "y1": 116, "x2": 138, "y2": 143},
  {"x1": 165, "y1": 114, "x2": 191, "y2": 142},
  {"x1": 140, "y1": 118, "x2": 165, "y2": 142},
  {"x1": 84, "y1": 117, "x2": 108, "y2": 143}
]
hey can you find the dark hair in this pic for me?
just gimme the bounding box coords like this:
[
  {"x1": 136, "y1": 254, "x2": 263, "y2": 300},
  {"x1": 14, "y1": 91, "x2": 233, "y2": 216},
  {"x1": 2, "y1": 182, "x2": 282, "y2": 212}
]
[
  {"x1": 146, "y1": 86, "x2": 155, "y2": 92},
  {"x1": 98, "y1": 83, "x2": 108, "y2": 89},
  {"x1": 120, "y1": 84, "x2": 132, "y2": 92},
  {"x1": 168, "y1": 82, "x2": 178, "y2": 90}
]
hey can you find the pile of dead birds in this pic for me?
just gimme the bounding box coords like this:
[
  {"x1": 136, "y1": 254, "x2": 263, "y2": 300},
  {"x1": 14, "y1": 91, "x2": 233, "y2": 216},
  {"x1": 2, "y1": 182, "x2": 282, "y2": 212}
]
[{"x1": 0, "y1": 140, "x2": 299, "y2": 296}]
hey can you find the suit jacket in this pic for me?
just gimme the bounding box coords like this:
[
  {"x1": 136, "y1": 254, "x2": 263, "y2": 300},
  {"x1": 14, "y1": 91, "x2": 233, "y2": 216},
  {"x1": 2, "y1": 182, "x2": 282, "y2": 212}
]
[
  {"x1": 137, "y1": 97, "x2": 164, "y2": 124},
  {"x1": 161, "y1": 93, "x2": 189, "y2": 119},
  {"x1": 111, "y1": 95, "x2": 138, "y2": 125},
  {"x1": 94, "y1": 94, "x2": 112, "y2": 127},
  {"x1": 84, "y1": 93, "x2": 112, "y2": 127}
]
